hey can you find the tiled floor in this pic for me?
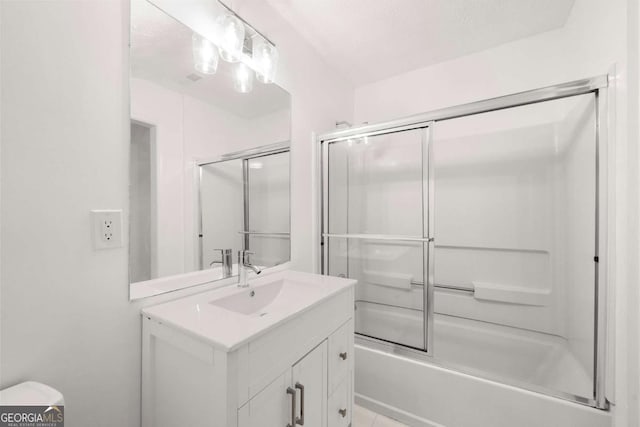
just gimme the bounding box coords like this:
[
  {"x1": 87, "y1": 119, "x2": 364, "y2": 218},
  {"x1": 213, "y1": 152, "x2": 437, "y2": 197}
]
[{"x1": 353, "y1": 404, "x2": 409, "y2": 427}]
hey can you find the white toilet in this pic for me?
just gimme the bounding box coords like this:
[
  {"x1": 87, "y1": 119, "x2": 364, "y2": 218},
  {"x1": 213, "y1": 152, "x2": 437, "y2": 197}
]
[{"x1": 0, "y1": 381, "x2": 64, "y2": 406}]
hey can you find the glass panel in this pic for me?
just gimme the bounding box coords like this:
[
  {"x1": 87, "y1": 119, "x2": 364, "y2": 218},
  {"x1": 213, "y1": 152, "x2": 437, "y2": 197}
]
[
  {"x1": 328, "y1": 129, "x2": 424, "y2": 236},
  {"x1": 432, "y1": 94, "x2": 597, "y2": 399},
  {"x1": 328, "y1": 237, "x2": 424, "y2": 349},
  {"x1": 247, "y1": 151, "x2": 290, "y2": 267},
  {"x1": 200, "y1": 160, "x2": 244, "y2": 269}
]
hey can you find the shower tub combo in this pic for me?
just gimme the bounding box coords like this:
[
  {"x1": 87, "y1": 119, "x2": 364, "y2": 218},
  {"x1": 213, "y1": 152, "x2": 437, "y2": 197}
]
[{"x1": 319, "y1": 76, "x2": 611, "y2": 426}]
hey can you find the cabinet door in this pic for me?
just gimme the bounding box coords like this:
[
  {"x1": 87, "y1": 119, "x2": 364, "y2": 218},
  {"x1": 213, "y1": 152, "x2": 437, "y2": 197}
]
[
  {"x1": 238, "y1": 370, "x2": 292, "y2": 427},
  {"x1": 291, "y1": 342, "x2": 327, "y2": 427}
]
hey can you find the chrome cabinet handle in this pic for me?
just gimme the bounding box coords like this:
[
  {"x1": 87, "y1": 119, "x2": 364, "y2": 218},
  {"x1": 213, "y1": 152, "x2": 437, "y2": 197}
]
[
  {"x1": 295, "y1": 383, "x2": 305, "y2": 425},
  {"x1": 339, "y1": 352, "x2": 348, "y2": 360},
  {"x1": 338, "y1": 408, "x2": 347, "y2": 418},
  {"x1": 286, "y1": 387, "x2": 296, "y2": 427}
]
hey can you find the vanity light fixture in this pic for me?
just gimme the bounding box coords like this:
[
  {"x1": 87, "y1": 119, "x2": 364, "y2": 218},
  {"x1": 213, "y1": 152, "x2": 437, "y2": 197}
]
[
  {"x1": 252, "y1": 38, "x2": 279, "y2": 84},
  {"x1": 188, "y1": 1, "x2": 278, "y2": 93},
  {"x1": 215, "y1": 13, "x2": 245, "y2": 62},
  {"x1": 192, "y1": 33, "x2": 219, "y2": 75},
  {"x1": 233, "y1": 62, "x2": 254, "y2": 93}
]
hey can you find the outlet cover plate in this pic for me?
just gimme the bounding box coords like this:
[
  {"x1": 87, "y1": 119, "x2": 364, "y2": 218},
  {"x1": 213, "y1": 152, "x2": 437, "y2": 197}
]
[{"x1": 91, "y1": 210, "x2": 123, "y2": 249}]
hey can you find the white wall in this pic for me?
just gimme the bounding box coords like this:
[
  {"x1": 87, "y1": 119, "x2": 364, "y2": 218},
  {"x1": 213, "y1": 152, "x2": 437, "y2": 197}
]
[
  {"x1": 0, "y1": 3, "x2": 353, "y2": 427},
  {"x1": 1, "y1": 2, "x2": 137, "y2": 426},
  {"x1": 244, "y1": 108, "x2": 291, "y2": 147},
  {"x1": 353, "y1": 0, "x2": 637, "y2": 424}
]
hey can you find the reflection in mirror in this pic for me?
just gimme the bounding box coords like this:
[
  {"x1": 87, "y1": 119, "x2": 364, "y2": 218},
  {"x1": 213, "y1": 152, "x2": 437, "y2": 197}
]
[
  {"x1": 199, "y1": 147, "x2": 290, "y2": 271},
  {"x1": 246, "y1": 151, "x2": 290, "y2": 266},
  {"x1": 129, "y1": 0, "x2": 291, "y2": 296}
]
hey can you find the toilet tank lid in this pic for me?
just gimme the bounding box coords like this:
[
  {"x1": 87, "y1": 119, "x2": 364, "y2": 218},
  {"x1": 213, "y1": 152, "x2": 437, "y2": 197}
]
[{"x1": 0, "y1": 381, "x2": 64, "y2": 405}]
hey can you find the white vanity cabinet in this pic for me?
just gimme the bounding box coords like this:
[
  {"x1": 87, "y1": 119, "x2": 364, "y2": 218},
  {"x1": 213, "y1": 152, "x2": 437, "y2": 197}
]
[{"x1": 141, "y1": 270, "x2": 355, "y2": 427}]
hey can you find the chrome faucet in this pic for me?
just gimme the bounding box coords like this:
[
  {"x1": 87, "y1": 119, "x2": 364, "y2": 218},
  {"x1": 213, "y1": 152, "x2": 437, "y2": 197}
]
[
  {"x1": 210, "y1": 248, "x2": 233, "y2": 278},
  {"x1": 238, "y1": 250, "x2": 261, "y2": 287}
]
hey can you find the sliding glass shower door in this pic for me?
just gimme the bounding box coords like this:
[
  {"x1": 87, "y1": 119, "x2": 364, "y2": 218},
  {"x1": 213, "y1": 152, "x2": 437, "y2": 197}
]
[
  {"x1": 431, "y1": 93, "x2": 598, "y2": 402},
  {"x1": 323, "y1": 127, "x2": 432, "y2": 350},
  {"x1": 321, "y1": 77, "x2": 607, "y2": 408}
]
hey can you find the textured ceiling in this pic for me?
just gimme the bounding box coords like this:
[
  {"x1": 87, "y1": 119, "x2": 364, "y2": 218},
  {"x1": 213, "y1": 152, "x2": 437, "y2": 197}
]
[
  {"x1": 131, "y1": 0, "x2": 290, "y2": 119},
  {"x1": 265, "y1": 0, "x2": 576, "y2": 85}
]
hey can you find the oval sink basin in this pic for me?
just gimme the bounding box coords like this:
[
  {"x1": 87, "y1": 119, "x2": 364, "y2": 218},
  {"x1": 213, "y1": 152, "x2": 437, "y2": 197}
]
[{"x1": 209, "y1": 280, "x2": 284, "y2": 316}]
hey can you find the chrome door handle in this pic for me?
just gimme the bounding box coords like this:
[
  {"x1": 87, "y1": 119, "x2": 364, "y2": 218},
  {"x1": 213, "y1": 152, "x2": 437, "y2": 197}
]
[
  {"x1": 286, "y1": 387, "x2": 296, "y2": 427},
  {"x1": 339, "y1": 352, "x2": 347, "y2": 360},
  {"x1": 338, "y1": 408, "x2": 347, "y2": 418},
  {"x1": 295, "y1": 383, "x2": 305, "y2": 425}
]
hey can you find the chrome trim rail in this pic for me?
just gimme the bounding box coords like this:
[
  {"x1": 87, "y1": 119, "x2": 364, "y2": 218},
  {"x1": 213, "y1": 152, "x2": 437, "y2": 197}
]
[
  {"x1": 323, "y1": 233, "x2": 431, "y2": 242},
  {"x1": 319, "y1": 76, "x2": 608, "y2": 143},
  {"x1": 238, "y1": 231, "x2": 291, "y2": 237},
  {"x1": 197, "y1": 141, "x2": 290, "y2": 166}
]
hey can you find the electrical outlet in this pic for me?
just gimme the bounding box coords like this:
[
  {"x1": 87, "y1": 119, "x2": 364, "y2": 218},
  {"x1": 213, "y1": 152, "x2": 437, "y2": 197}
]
[{"x1": 91, "y1": 210, "x2": 123, "y2": 249}]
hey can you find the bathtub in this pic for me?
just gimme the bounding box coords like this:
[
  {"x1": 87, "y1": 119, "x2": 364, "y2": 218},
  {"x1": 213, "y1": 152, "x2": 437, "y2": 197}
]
[{"x1": 354, "y1": 302, "x2": 611, "y2": 427}]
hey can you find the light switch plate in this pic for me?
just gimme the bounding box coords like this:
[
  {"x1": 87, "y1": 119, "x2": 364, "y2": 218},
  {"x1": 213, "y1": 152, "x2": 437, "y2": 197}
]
[{"x1": 91, "y1": 210, "x2": 123, "y2": 249}]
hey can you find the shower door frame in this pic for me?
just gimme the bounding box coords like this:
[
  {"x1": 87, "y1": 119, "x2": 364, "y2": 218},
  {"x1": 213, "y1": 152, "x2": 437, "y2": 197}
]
[
  {"x1": 318, "y1": 75, "x2": 610, "y2": 409},
  {"x1": 321, "y1": 124, "x2": 435, "y2": 353}
]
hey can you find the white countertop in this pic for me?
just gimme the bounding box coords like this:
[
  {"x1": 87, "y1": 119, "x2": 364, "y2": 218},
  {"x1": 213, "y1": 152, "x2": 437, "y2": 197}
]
[{"x1": 142, "y1": 270, "x2": 356, "y2": 352}]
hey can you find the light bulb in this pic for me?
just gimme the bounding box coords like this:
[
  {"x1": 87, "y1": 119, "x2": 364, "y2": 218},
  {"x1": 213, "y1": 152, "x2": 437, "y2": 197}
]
[
  {"x1": 192, "y1": 33, "x2": 219, "y2": 75},
  {"x1": 252, "y1": 38, "x2": 278, "y2": 84},
  {"x1": 215, "y1": 14, "x2": 245, "y2": 63},
  {"x1": 233, "y1": 62, "x2": 254, "y2": 93}
]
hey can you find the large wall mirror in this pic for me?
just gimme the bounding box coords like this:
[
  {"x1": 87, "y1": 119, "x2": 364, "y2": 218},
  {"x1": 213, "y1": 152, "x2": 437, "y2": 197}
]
[{"x1": 129, "y1": 0, "x2": 291, "y2": 299}]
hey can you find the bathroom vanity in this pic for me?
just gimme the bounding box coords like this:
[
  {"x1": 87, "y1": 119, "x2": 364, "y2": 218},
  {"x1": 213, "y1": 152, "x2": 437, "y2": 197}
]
[{"x1": 141, "y1": 270, "x2": 356, "y2": 427}]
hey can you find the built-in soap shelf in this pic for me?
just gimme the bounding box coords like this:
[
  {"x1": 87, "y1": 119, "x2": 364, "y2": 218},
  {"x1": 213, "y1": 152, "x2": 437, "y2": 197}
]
[
  {"x1": 472, "y1": 282, "x2": 551, "y2": 306},
  {"x1": 359, "y1": 269, "x2": 551, "y2": 307}
]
